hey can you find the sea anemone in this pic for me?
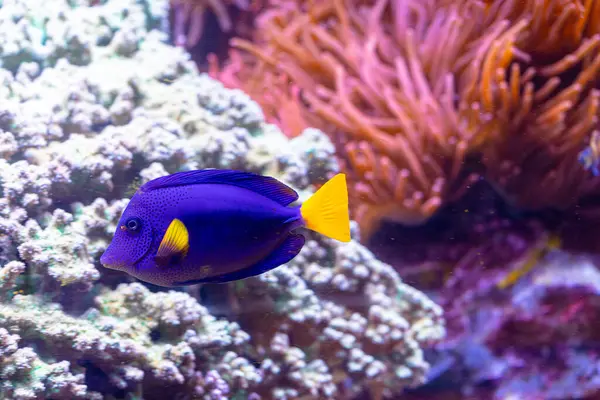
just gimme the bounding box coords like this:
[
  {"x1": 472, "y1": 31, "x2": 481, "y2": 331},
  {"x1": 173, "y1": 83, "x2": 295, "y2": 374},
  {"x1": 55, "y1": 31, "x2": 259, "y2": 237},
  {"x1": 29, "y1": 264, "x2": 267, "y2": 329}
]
[
  {"x1": 212, "y1": 0, "x2": 600, "y2": 245},
  {"x1": 479, "y1": 1, "x2": 600, "y2": 209},
  {"x1": 226, "y1": 0, "x2": 527, "y2": 239}
]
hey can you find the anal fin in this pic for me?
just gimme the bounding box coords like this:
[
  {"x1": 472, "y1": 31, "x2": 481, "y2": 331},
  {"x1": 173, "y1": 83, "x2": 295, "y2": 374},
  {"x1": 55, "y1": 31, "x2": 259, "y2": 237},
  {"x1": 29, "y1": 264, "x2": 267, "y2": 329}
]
[{"x1": 174, "y1": 233, "x2": 305, "y2": 285}]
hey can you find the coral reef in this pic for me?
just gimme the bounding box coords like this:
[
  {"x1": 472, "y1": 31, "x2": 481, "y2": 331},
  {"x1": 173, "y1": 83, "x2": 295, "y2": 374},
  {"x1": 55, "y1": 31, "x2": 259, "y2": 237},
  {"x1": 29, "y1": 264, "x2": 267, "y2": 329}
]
[
  {"x1": 0, "y1": 327, "x2": 95, "y2": 400},
  {"x1": 366, "y1": 185, "x2": 600, "y2": 399},
  {"x1": 0, "y1": 0, "x2": 445, "y2": 398},
  {"x1": 486, "y1": 251, "x2": 600, "y2": 399},
  {"x1": 207, "y1": 3, "x2": 600, "y2": 395},
  {"x1": 427, "y1": 250, "x2": 600, "y2": 400}
]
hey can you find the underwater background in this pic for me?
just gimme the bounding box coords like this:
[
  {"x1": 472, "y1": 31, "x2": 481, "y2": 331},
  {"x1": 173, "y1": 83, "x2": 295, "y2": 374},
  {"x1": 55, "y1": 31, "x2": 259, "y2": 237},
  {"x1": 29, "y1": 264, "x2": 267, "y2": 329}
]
[{"x1": 0, "y1": 0, "x2": 599, "y2": 399}]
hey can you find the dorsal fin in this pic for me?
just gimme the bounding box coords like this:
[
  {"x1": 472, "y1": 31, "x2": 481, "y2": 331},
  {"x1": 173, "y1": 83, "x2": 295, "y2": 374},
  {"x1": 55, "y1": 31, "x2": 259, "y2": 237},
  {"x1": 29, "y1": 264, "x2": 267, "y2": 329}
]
[{"x1": 140, "y1": 169, "x2": 299, "y2": 206}]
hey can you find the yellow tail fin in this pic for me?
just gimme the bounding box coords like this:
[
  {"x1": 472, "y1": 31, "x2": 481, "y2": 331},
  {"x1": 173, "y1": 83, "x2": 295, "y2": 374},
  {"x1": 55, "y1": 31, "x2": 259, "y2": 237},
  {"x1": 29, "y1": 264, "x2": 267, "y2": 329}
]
[{"x1": 300, "y1": 173, "x2": 351, "y2": 242}]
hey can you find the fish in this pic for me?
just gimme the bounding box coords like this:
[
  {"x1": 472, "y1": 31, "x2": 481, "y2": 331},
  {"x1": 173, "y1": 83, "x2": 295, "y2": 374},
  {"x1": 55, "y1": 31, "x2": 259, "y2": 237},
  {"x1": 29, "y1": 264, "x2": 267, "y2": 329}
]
[{"x1": 100, "y1": 169, "x2": 351, "y2": 287}]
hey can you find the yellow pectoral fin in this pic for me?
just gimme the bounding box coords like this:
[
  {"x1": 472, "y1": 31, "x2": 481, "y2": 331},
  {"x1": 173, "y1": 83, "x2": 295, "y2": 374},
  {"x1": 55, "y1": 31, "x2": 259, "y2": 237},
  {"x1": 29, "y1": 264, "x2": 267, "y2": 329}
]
[{"x1": 157, "y1": 218, "x2": 190, "y2": 261}]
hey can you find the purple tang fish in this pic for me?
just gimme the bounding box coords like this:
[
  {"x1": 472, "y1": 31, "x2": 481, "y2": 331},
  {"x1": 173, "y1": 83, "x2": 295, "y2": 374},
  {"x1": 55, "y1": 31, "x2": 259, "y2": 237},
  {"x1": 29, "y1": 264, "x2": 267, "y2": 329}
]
[{"x1": 100, "y1": 169, "x2": 351, "y2": 287}]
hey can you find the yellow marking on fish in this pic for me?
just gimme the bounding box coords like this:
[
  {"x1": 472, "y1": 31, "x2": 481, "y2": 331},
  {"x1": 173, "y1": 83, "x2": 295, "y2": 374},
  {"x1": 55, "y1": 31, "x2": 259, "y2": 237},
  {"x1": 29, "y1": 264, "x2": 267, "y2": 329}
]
[
  {"x1": 157, "y1": 218, "x2": 190, "y2": 261},
  {"x1": 497, "y1": 233, "x2": 561, "y2": 289}
]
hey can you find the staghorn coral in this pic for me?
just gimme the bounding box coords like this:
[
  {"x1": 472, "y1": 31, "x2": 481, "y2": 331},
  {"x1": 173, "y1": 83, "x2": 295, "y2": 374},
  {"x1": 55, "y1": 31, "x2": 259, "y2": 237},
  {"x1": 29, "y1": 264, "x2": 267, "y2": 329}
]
[{"x1": 0, "y1": 0, "x2": 445, "y2": 397}]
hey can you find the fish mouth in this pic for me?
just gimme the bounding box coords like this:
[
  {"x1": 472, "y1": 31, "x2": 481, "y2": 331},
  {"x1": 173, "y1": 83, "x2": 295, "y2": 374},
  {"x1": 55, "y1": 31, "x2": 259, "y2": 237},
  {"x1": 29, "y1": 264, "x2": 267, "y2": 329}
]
[
  {"x1": 101, "y1": 261, "x2": 127, "y2": 271},
  {"x1": 99, "y1": 253, "x2": 126, "y2": 271}
]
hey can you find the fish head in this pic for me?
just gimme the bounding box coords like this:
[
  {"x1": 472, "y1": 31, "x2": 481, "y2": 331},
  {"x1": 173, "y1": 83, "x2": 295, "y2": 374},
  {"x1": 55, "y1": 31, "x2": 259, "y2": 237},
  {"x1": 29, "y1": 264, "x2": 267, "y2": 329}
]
[{"x1": 100, "y1": 192, "x2": 154, "y2": 273}]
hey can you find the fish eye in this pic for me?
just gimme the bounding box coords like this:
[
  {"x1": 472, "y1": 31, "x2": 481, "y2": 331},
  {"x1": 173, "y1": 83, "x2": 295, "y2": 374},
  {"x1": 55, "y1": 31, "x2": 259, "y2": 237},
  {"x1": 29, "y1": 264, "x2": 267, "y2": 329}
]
[{"x1": 124, "y1": 217, "x2": 142, "y2": 232}]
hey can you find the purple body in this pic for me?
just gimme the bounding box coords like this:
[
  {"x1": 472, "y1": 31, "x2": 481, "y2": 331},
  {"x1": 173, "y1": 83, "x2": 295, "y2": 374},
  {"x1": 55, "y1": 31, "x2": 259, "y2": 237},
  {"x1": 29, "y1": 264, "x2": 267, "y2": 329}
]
[{"x1": 100, "y1": 170, "x2": 306, "y2": 287}]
